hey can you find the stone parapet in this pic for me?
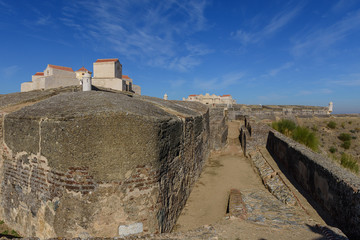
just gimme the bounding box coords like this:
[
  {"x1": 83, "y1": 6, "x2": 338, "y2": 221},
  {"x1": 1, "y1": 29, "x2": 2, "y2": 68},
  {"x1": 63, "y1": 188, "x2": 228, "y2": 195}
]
[
  {"x1": 266, "y1": 130, "x2": 360, "y2": 239},
  {"x1": 227, "y1": 104, "x2": 329, "y2": 121}
]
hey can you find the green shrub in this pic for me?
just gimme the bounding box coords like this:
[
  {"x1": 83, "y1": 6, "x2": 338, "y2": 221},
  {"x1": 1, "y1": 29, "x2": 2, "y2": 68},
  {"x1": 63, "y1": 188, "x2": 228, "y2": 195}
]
[
  {"x1": 340, "y1": 153, "x2": 359, "y2": 173},
  {"x1": 338, "y1": 133, "x2": 351, "y2": 141},
  {"x1": 311, "y1": 125, "x2": 318, "y2": 132},
  {"x1": 341, "y1": 140, "x2": 351, "y2": 149},
  {"x1": 272, "y1": 119, "x2": 296, "y2": 136},
  {"x1": 341, "y1": 122, "x2": 345, "y2": 128},
  {"x1": 350, "y1": 129, "x2": 356, "y2": 134},
  {"x1": 292, "y1": 126, "x2": 319, "y2": 151},
  {"x1": 327, "y1": 121, "x2": 337, "y2": 129},
  {"x1": 348, "y1": 121, "x2": 352, "y2": 124},
  {"x1": 329, "y1": 146, "x2": 337, "y2": 153},
  {"x1": 10, "y1": 230, "x2": 20, "y2": 237},
  {"x1": 352, "y1": 136, "x2": 357, "y2": 139}
]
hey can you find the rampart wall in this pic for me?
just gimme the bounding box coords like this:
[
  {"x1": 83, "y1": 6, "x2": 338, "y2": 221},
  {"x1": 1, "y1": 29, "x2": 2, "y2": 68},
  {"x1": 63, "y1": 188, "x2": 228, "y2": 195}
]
[
  {"x1": 227, "y1": 104, "x2": 329, "y2": 121},
  {"x1": 266, "y1": 130, "x2": 360, "y2": 239},
  {"x1": 0, "y1": 91, "x2": 216, "y2": 238}
]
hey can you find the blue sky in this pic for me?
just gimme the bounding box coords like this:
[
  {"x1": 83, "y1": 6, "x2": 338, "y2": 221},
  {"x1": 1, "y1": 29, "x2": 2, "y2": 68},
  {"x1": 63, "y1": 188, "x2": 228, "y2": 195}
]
[{"x1": 1, "y1": 0, "x2": 360, "y2": 113}]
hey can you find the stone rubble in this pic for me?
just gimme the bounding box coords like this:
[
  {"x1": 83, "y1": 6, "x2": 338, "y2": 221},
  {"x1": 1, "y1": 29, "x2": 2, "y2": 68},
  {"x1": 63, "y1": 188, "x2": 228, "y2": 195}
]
[{"x1": 249, "y1": 150, "x2": 297, "y2": 206}]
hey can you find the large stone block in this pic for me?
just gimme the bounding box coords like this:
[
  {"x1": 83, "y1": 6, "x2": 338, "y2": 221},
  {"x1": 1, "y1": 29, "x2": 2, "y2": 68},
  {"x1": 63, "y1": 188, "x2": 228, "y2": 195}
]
[{"x1": 1, "y1": 91, "x2": 210, "y2": 238}]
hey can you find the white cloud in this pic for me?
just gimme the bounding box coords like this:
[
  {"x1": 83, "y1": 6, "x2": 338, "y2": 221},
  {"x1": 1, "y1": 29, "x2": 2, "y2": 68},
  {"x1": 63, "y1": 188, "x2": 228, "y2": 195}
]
[
  {"x1": 331, "y1": 0, "x2": 358, "y2": 14},
  {"x1": 330, "y1": 73, "x2": 360, "y2": 86},
  {"x1": 292, "y1": 9, "x2": 360, "y2": 56},
  {"x1": 266, "y1": 62, "x2": 294, "y2": 77},
  {"x1": 0, "y1": 0, "x2": 14, "y2": 15},
  {"x1": 231, "y1": 3, "x2": 303, "y2": 45},
  {"x1": 297, "y1": 88, "x2": 333, "y2": 96},
  {"x1": 169, "y1": 79, "x2": 186, "y2": 89},
  {"x1": 194, "y1": 72, "x2": 244, "y2": 91},
  {"x1": 332, "y1": 80, "x2": 360, "y2": 86},
  {"x1": 60, "y1": 0, "x2": 210, "y2": 71}
]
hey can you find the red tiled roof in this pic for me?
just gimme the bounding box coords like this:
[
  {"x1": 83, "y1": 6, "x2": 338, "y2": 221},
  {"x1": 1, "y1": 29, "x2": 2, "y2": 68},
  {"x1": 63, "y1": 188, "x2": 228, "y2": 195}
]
[
  {"x1": 48, "y1": 64, "x2": 74, "y2": 72},
  {"x1": 34, "y1": 72, "x2": 44, "y2": 76},
  {"x1": 189, "y1": 94, "x2": 198, "y2": 97},
  {"x1": 122, "y1": 75, "x2": 131, "y2": 80},
  {"x1": 95, "y1": 58, "x2": 119, "y2": 63},
  {"x1": 221, "y1": 94, "x2": 231, "y2": 97},
  {"x1": 76, "y1": 66, "x2": 92, "y2": 73}
]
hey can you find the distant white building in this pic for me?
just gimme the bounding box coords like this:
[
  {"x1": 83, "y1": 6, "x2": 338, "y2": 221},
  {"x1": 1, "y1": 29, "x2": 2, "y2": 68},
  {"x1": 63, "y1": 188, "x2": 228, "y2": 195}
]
[
  {"x1": 21, "y1": 64, "x2": 79, "y2": 92},
  {"x1": 183, "y1": 93, "x2": 236, "y2": 107}
]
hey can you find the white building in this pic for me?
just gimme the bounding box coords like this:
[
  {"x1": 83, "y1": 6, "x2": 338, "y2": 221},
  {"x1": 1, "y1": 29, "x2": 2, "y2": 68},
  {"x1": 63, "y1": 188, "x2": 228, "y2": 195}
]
[
  {"x1": 91, "y1": 58, "x2": 141, "y2": 95},
  {"x1": 183, "y1": 93, "x2": 236, "y2": 107},
  {"x1": 75, "y1": 66, "x2": 92, "y2": 80},
  {"x1": 20, "y1": 59, "x2": 141, "y2": 94},
  {"x1": 21, "y1": 64, "x2": 79, "y2": 92}
]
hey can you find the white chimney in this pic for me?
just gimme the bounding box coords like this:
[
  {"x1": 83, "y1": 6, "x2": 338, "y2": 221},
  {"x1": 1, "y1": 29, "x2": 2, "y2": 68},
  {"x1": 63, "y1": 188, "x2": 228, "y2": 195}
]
[{"x1": 82, "y1": 72, "x2": 92, "y2": 91}]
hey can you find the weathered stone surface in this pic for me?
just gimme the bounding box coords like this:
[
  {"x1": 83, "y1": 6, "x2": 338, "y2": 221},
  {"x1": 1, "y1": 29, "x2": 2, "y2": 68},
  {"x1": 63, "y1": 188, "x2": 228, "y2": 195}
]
[
  {"x1": 227, "y1": 104, "x2": 329, "y2": 121},
  {"x1": 208, "y1": 108, "x2": 228, "y2": 150},
  {"x1": 267, "y1": 130, "x2": 360, "y2": 239},
  {"x1": 1, "y1": 91, "x2": 210, "y2": 238},
  {"x1": 250, "y1": 151, "x2": 297, "y2": 206},
  {"x1": 0, "y1": 86, "x2": 81, "y2": 110},
  {"x1": 228, "y1": 189, "x2": 247, "y2": 219}
]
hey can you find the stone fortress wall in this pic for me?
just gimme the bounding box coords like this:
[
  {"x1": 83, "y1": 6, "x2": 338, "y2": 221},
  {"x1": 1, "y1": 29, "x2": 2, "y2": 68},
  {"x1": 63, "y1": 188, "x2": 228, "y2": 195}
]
[
  {"x1": 237, "y1": 113, "x2": 360, "y2": 239},
  {"x1": 227, "y1": 104, "x2": 330, "y2": 121},
  {"x1": 267, "y1": 130, "x2": 360, "y2": 239},
  {"x1": 0, "y1": 87, "x2": 229, "y2": 238}
]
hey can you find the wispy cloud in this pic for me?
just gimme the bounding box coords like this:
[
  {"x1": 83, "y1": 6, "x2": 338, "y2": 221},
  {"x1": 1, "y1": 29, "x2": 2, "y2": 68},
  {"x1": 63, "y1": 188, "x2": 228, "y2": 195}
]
[
  {"x1": 231, "y1": 3, "x2": 303, "y2": 45},
  {"x1": 1, "y1": 65, "x2": 20, "y2": 78},
  {"x1": 23, "y1": 7, "x2": 53, "y2": 28},
  {"x1": 297, "y1": 88, "x2": 333, "y2": 96},
  {"x1": 331, "y1": 0, "x2": 358, "y2": 14},
  {"x1": 169, "y1": 79, "x2": 186, "y2": 89},
  {"x1": 60, "y1": 0, "x2": 210, "y2": 71},
  {"x1": 329, "y1": 73, "x2": 360, "y2": 86},
  {"x1": 265, "y1": 62, "x2": 293, "y2": 77},
  {"x1": 0, "y1": 0, "x2": 14, "y2": 15},
  {"x1": 292, "y1": 9, "x2": 360, "y2": 56},
  {"x1": 194, "y1": 72, "x2": 244, "y2": 91}
]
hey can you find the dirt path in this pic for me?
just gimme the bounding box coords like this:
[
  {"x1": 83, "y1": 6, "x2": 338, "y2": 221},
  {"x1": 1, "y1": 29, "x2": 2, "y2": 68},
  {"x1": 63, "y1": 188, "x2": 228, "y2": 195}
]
[{"x1": 174, "y1": 121, "x2": 264, "y2": 231}]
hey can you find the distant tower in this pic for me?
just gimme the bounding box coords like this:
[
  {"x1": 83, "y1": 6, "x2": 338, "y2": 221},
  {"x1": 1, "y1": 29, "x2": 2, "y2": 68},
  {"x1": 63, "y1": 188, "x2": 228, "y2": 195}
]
[
  {"x1": 82, "y1": 72, "x2": 92, "y2": 91},
  {"x1": 164, "y1": 93, "x2": 168, "y2": 100},
  {"x1": 328, "y1": 101, "x2": 333, "y2": 114}
]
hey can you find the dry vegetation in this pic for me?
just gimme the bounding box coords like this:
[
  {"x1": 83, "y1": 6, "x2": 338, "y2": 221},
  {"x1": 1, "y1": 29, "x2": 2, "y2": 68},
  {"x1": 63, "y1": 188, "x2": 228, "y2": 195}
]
[{"x1": 296, "y1": 116, "x2": 360, "y2": 174}]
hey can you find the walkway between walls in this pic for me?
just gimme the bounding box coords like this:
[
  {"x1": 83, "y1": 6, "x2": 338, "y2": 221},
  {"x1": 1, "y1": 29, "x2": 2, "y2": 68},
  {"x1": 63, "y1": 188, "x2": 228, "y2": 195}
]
[{"x1": 173, "y1": 121, "x2": 348, "y2": 240}]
